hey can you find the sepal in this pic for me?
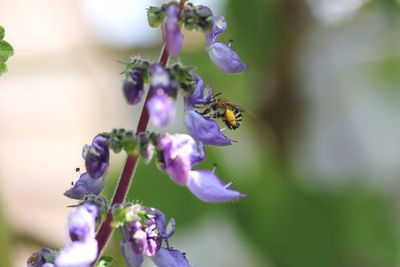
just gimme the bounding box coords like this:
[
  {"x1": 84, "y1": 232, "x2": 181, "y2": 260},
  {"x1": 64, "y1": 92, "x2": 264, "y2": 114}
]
[{"x1": 147, "y1": 6, "x2": 167, "y2": 28}]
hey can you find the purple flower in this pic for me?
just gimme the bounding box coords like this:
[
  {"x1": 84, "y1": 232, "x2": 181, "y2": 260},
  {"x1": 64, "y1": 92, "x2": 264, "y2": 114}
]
[
  {"x1": 147, "y1": 92, "x2": 176, "y2": 128},
  {"x1": 124, "y1": 69, "x2": 145, "y2": 105},
  {"x1": 205, "y1": 15, "x2": 247, "y2": 73},
  {"x1": 55, "y1": 203, "x2": 99, "y2": 267},
  {"x1": 151, "y1": 248, "x2": 190, "y2": 267},
  {"x1": 147, "y1": 65, "x2": 177, "y2": 128},
  {"x1": 118, "y1": 206, "x2": 189, "y2": 267},
  {"x1": 84, "y1": 134, "x2": 110, "y2": 179},
  {"x1": 158, "y1": 133, "x2": 244, "y2": 202},
  {"x1": 119, "y1": 207, "x2": 177, "y2": 267},
  {"x1": 27, "y1": 248, "x2": 57, "y2": 267},
  {"x1": 184, "y1": 74, "x2": 231, "y2": 146},
  {"x1": 64, "y1": 172, "x2": 105, "y2": 200},
  {"x1": 163, "y1": 3, "x2": 184, "y2": 57},
  {"x1": 158, "y1": 133, "x2": 204, "y2": 185}
]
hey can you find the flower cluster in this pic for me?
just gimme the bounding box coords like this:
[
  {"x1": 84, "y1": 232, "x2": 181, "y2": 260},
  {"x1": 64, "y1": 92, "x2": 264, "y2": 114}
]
[
  {"x1": 27, "y1": 0, "x2": 248, "y2": 266},
  {"x1": 114, "y1": 204, "x2": 189, "y2": 267}
]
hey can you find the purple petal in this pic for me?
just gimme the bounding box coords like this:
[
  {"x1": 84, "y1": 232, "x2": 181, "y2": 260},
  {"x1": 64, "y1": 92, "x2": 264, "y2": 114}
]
[
  {"x1": 68, "y1": 205, "x2": 96, "y2": 242},
  {"x1": 123, "y1": 69, "x2": 145, "y2": 105},
  {"x1": 185, "y1": 110, "x2": 231, "y2": 146},
  {"x1": 184, "y1": 73, "x2": 212, "y2": 109},
  {"x1": 120, "y1": 241, "x2": 144, "y2": 267},
  {"x1": 164, "y1": 4, "x2": 184, "y2": 57},
  {"x1": 147, "y1": 208, "x2": 176, "y2": 239},
  {"x1": 186, "y1": 170, "x2": 246, "y2": 202},
  {"x1": 55, "y1": 239, "x2": 97, "y2": 267},
  {"x1": 151, "y1": 248, "x2": 190, "y2": 267},
  {"x1": 207, "y1": 42, "x2": 247, "y2": 73},
  {"x1": 147, "y1": 93, "x2": 176, "y2": 128},
  {"x1": 85, "y1": 135, "x2": 110, "y2": 179},
  {"x1": 206, "y1": 15, "x2": 227, "y2": 44},
  {"x1": 64, "y1": 172, "x2": 105, "y2": 200}
]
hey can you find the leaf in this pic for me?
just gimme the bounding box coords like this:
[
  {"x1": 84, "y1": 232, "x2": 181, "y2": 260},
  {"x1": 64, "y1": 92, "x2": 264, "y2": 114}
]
[
  {"x1": 95, "y1": 255, "x2": 114, "y2": 267},
  {"x1": 0, "y1": 25, "x2": 14, "y2": 76}
]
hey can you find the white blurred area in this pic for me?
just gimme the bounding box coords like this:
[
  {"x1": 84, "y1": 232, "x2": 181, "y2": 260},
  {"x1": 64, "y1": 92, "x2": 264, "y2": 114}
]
[{"x1": 0, "y1": 0, "x2": 230, "y2": 266}]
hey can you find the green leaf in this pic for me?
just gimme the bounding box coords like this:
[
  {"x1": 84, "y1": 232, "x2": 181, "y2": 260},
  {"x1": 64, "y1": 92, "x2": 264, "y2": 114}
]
[
  {"x1": 147, "y1": 6, "x2": 166, "y2": 28},
  {"x1": 0, "y1": 25, "x2": 14, "y2": 76},
  {"x1": 0, "y1": 26, "x2": 4, "y2": 40},
  {"x1": 95, "y1": 255, "x2": 114, "y2": 267}
]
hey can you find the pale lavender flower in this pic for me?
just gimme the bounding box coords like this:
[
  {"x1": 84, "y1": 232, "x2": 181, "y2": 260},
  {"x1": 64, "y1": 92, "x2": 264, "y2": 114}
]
[
  {"x1": 124, "y1": 69, "x2": 145, "y2": 105},
  {"x1": 64, "y1": 172, "x2": 105, "y2": 200},
  {"x1": 206, "y1": 15, "x2": 247, "y2": 73},
  {"x1": 163, "y1": 3, "x2": 184, "y2": 57},
  {"x1": 157, "y1": 133, "x2": 244, "y2": 202},
  {"x1": 158, "y1": 133, "x2": 204, "y2": 185},
  {"x1": 147, "y1": 65, "x2": 177, "y2": 128},
  {"x1": 184, "y1": 73, "x2": 231, "y2": 146},
  {"x1": 84, "y1": 134, "x2": 110, "y2": 179},
  {"x1": 55, "y1": 203, "x2": 99, "y2": 267},
  {"x1": 148, "y1": 92, "x2": 176, "y2": 128}
]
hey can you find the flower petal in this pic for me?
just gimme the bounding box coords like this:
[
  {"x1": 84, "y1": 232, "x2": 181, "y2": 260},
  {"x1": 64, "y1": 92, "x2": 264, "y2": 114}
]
[
  {"x1": 147, "y1": 93, "x2": 176, "y2": 128},
  {"x1": 185, "y1": 110, "x2": 231, "y2": 146},
  {"x1": 184, "y1": 73, "x2": 212, "y2": 109},
  {"x1": 55, "y1": 239, "x2": 97, "y2": 267},
  {"x1": 207, "y1": 42, "x2": 247, "y2": 73},
  {"x1": 186, "y1": 170, "x2": 246, "y2": 202},
  {"x1": 123, "y1": 69, "x2": 144, "y2": 105},
  {"x1": 120, "y1": 241, "x2": 145, "y2": 267},
  {"x1": 206, "y1": 15, "x2": 227, "y2": 44},
  {"x1": 151, "y1": 248, "x2": 190, "y2": 267},
  {"x1": 164, "y1": 4, "x2": 184, "y2": 57},
  {"x1": 64, "y1": 172, "x2": 105, "y2": 200},
  {"x1": 85, "y1": 135, "x2": 110, "y2": 179}
]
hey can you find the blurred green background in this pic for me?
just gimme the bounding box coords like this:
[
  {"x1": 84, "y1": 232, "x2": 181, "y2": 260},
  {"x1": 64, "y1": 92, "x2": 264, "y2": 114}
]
[{"x1": 2, "y1": 0, "x2": 400, "y2": 266}]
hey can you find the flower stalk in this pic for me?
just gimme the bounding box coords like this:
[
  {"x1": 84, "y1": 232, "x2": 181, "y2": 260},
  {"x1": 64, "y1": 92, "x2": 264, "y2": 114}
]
[{"x1": 94, "y1": 0, "x2": 186, "y2": 257}]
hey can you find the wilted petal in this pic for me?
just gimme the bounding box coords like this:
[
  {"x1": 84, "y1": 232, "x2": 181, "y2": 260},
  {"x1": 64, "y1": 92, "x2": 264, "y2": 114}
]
[
  {"x1": 55, "y1": 239, "x2": 97, "y2": 267},
  {"x1": 151, "y1": 248, "x2": 190, "y2": 267},
  {"x1": 147, "y1": 93, "x2": 176, "y2": 128},
  {"x1": 27, "y1": 248, "x2": 57, "y2": 267},
  {"x1": 164, "y1": 4, "x2": 184, "y2": 57},
  {"x1": 85, "y1": 135, "x2": 110, "y2": 179},
  {"x1": 120, "y1": 240, "x2": 145, "y2": 267},
  {"x1": 186, "y1": 170, "x2": 245, "y2": 202},
  {"x1": 124, "y1": 69, "x2": 145, "y2": 105},
  {"x1": 207, "y1": 42, "x2": 247, "y2": 73},
  {"x1": 185, "y1": 110, "x2": 231, "y2": 146},
  {"x1": 64, "y1": 172, "x2": 105, "y2": 200}
]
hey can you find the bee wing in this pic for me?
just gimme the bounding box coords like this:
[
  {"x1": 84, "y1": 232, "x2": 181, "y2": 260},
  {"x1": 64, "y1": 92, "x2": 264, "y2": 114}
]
[{"x1": 226, "y1": 102, "x2": 256, "y2": 117}]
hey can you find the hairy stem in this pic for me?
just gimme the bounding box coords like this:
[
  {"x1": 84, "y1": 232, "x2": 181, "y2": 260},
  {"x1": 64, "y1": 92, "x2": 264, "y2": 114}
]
[{"x1": 94, "y1": 0, "x2": 186, "y2": 260}]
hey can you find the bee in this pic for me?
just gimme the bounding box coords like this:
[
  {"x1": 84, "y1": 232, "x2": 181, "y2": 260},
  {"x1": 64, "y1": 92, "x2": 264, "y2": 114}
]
[{"x1": 199, "y1": 93, "x2": 246, "y2": 130}]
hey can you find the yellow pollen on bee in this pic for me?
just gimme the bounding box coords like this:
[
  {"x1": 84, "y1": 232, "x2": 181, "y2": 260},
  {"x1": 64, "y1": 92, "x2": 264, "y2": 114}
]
[{"x1": 225, "y1": 109, "x2": 236, "y2": 126}]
